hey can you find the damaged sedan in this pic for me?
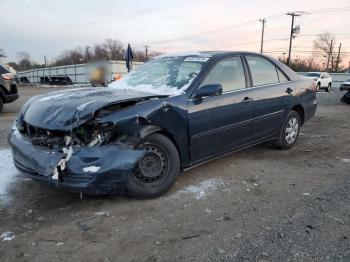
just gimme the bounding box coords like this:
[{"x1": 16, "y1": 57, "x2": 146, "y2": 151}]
[{"x1": 9, "y1": 51, "x2": 317, "y2": 198}]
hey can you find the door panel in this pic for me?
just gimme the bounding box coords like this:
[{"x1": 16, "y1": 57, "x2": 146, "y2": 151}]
[
  {"x1": 249, "y1": 83, "x2": 289, "y2": 140},
  {"x1": 188, "y1": 89, "x2": 254, "y2": 162}
]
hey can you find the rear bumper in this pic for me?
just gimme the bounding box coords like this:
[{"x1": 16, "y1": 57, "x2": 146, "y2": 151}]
[
  {"x1": 340, "y1": 85, "x2": 350, "y2": 91},
  {"x1": 8, "y1": 125, "x2": 146, "y2": 195},
  {"x1": 304, "y1": 99, "x2": 317, "y2": 123}
]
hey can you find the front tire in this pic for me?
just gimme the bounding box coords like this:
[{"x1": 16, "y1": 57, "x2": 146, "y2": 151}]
[
  {"x1": 0, "y1": 99, "x2": 3, "y2": 113},
  {"x1": 326, "y1": 83, "x2": 331, "y2": 92},
  {"x1": 127, "y1": 133, "x2": 180, "y2": 198},
  {"x1": 274, "y1": 111, "x2": 301, "y2": 150}
]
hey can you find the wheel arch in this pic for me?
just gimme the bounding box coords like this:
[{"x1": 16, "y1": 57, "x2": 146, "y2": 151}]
[
  {"x1": 291, "y1": 104, "x2": 305, "y2": 126},
  {"x1": 139, "y1": 125, "x2": 182, "y2": 164}
]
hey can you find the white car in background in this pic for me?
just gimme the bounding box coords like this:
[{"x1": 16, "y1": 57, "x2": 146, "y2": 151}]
[{"x1": 303, "y1": 72, "x2": 332, "y2": 92}]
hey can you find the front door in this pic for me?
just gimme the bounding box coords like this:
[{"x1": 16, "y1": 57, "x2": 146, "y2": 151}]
[{"x1": 188, "y1": 56, "x2": 255, "y2": 163}]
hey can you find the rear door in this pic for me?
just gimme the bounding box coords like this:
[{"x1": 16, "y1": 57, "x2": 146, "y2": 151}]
[
  {"x1": 188, "y1": 55, "x2": 255, "y2": 163},
  {"x1": 244, "y1": 55, "x2": 291, "y2": 141}
]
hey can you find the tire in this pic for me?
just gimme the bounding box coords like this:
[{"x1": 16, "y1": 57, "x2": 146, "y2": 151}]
[
  {"x1": 316, "y1": 83, "x2": 320, "y2": 92},
  {"x1": 127, "y1": 133, "x2": 180, "y2": 198},
  {"x1": 326, "y1": 83, "x2": 331, "y2": 92},
  {"x1": 0, "y1": 99, "x2": 3, "y2": 113},
  {"x1": 273, "y1": 111, "x2": 301, "y2": 150}
]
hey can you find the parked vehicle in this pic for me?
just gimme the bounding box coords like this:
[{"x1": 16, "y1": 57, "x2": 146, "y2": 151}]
[
  {"x1": 0, "y1": 65, "x2": 19, "y2": 113},
  {"x1": 9, "y1": 52, "x2": 317, "y2": 198},
  {"x1": 340, "y1": 79, "x2": 350, "y2": 91},
  {"x1": 303, "y1": 72, "x2": 332, "y2": 92},
  {"x1": 340, "y1": 79, "x2": 350, "y2": 104}
]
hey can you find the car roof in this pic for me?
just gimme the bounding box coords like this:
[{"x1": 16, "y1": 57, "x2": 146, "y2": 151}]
[
  {"x1": 154, "y1": 50, "x2": 301, "y2": 82},
  {"x1": 155, "y1": 50, "x2": 267, "y2": 58}
]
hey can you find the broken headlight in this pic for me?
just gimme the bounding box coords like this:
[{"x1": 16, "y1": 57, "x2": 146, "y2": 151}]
[{"x1": 76, "y1": 122, "x2": 115, "y2": 147}]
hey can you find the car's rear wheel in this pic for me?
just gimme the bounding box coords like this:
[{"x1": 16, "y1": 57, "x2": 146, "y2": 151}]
[
  {"x1": 326, "y1": 83, "x2": 331, "y2": 92},
  {"x1": 127, "y1": 133, "x2": 180, "y2": 198},
  {"x1": 273, "y1": 111, "x2": 301, "y2": 150},
  {"x1": 0, "y1": 99, "x2": 3, "y2": 113}
]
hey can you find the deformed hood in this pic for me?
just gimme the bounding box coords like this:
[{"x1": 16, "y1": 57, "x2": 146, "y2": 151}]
[{"x1": 23, "y1": 87, "x2": 166, "y2": 131}]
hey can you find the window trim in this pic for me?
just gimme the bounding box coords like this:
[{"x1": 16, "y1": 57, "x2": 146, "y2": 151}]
[
  {"x1": 243, "y1": 54, "x2": 291, "y2": 88},
  {"x1": 198, "y1": 55, "x2": 249, "y2": 95},
  {"x1": 276, "y1": 66, "x2": 289, "y2": 83}
]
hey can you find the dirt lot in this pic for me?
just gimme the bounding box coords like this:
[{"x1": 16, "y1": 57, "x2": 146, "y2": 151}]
[{"x1": 0, "y1": 86, "x2": 349, "y2": 262}]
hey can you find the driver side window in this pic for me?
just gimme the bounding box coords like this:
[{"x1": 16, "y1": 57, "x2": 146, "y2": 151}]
[{"x1": 201, "y1": 57, "x2": 246, "y2": 92}]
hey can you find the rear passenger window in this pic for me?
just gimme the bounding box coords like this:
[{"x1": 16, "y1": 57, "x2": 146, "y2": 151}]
[
  {"x1": 277, "y1": 68, "x2": 289, "y2": 82},
  {"x1": 201, "y1": 56, "x2": 246, "y2": 92},
  {"x1": 246, "y1": 56, "x2": 279, "y2": 86}
]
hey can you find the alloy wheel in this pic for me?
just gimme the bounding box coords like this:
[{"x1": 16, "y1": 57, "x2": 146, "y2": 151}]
[{"x1": 285, "y1": 117, "x2": 299, "y2": 144}]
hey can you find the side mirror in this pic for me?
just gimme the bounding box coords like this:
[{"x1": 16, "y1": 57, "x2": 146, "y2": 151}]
[{"x1": 193, "y1": 84, "x2": 223, "y2": 99}]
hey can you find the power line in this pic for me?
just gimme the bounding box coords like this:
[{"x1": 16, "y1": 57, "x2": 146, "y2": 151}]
[
  {"x1": 148, "y1": 20, "x2": 258, "y2": 45},
  {"x1": 146, "y1": 7, "x2": 350, "y2": 47}
]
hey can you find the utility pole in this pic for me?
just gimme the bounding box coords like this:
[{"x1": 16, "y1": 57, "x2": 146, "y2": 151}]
[
  {"x1": 335, "y1": 43, "x2": 342, "y2": 72},
  {"x1": 144, "y1": 45, "x2": 149, "y2": 61},
  {"x1": 326, "y1": 39, "x2": 333, "y2": 71},
  {"x1": 44, "y1": 55, "x2": 47, "y2": 68},
  {"x1": 259, "y1": 18, "x2": 266, "y2": 54},
  {"x1": 286, "y1": 12, "x2": 301, "y2": 67}
]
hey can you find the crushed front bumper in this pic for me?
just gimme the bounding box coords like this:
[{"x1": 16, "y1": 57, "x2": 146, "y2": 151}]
[{"x1": 8, "y1": 127, "x2": 146, "y2": 195}]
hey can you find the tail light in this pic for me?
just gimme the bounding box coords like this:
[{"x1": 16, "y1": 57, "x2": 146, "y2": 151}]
[
  {"x1": 1, "y1": 73, "x2": 14, "y2": 81},
  {"x1": 310, "y1": 81, "x2": 317, "y2": 92}
]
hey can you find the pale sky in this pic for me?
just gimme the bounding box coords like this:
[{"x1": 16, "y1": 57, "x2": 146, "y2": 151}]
[{"x1": 1, "y1": 0, "x2": 350, "y2": 66}]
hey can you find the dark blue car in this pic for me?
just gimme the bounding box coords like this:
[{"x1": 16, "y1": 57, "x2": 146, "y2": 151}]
[{"x1": 9, "y1": 51, "x2": 317, "y2": 198}]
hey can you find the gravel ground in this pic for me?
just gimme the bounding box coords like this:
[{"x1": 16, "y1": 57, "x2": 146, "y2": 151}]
[{"x1": 0, "y1": 86, "x2": 349, "y2": 262}]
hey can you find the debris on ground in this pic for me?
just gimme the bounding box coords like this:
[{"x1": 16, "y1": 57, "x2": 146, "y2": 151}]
[{"x1": 1, "y1": 231, "x2": 15, "y2": 241}]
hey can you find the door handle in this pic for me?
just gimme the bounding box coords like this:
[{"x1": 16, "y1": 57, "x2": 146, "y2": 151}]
[
  {"x1": 242, "y1": 97, "x2": 254, "y2": 103},
  {"x1": 286, "y1": 87, "x2": 293, "y2": 94}
]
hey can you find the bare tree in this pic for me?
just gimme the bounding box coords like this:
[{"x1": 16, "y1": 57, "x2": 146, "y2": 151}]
[
  {"x1": 93, "y1": 43, "x2": 109, "y2": 60},
  {"x1": 50, "y1": 38, "x2": 162, "y2": 66},
  {"x1": 313, "y1": 32, "x2": 340, "y2": 72},
  {"x1": 104, "y1": 39, "x2": 124, "y2": 60},
  {"x1": 85, "y1": 45, "x2": 91, "y2": 62},
  {"x1": 16, "y1": 51, "x2": 32, "y2": 71},
  {"x1": 279, "y1": 56, "x2": 322, "y2": 72}
]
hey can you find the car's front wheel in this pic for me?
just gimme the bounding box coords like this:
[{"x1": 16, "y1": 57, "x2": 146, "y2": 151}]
[
  {"x1": 0, "y1": 99, "x2": 3, "y2": 113},
  {"x1": 127, "y1": 133, "x2": 180, "y2": 198},
  {"x1": 326, "y1": 83, "x2": 331, "y2": 92},
  {"x1": 274, "y1": 111, "x2": 301, "y2": 150}
]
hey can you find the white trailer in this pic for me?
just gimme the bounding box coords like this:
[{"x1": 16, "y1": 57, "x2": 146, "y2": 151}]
[{"x1": 16, "y1": 60, "x2": 143, "y2": 85}]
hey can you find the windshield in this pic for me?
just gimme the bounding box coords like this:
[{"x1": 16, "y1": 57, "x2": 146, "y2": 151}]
[
  {"x1": 304, "y1": 72, "x2": 320, "y2": 77},
  {"x1": 109, "y1": 56, "x2": 209, "y2": 95}
]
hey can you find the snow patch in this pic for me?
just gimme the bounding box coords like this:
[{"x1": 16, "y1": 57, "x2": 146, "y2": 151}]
[
  {"x1": 83, "y1": 166, "x2": 101, "y2": 173},
  {"x1": 1, "y1": 231, "x2": 15, "y2": 241},
  {"x1": 0, "y1": 149, "x2": 19, "y2": 203},
  {"x1": 341, "y1": 159, "x2": 350, "y2": 163},
  {"x1": 173, "y1": 178, "x2": 225, "y2": 200},
  {"x1": 154, "y1": 51, "x2": 211, "y2": 59}
]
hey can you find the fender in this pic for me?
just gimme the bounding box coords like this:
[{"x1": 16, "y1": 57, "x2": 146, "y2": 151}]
[{"x1": 139, "y1": 125, "x2": 162, "y2": 138}]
